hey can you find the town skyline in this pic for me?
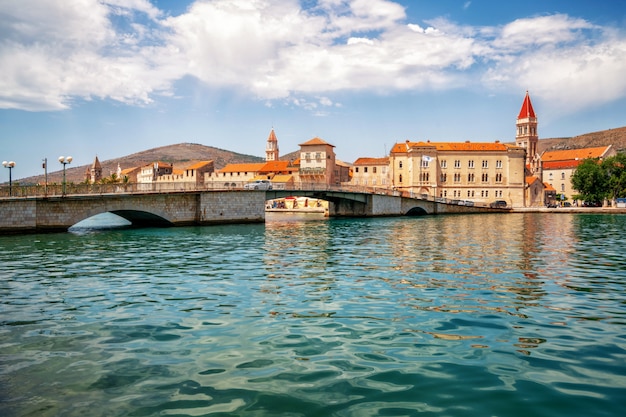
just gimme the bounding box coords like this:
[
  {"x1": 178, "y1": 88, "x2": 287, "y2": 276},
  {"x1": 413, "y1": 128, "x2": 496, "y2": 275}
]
[{"x1": 2, "y1": 1, "x2": 626, "y2": 179}]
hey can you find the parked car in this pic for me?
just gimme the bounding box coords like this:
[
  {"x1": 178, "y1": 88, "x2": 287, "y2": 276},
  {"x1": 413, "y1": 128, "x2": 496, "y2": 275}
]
[
  {"x1": 562, "y1": 202, "x2": 572, "y2": 207},
  {"x1": 489, "y1": 200, "x2": 508, "y2": 208},
  {"x1": 244, "y1": 179, "x2": 273, "y2": 190}
]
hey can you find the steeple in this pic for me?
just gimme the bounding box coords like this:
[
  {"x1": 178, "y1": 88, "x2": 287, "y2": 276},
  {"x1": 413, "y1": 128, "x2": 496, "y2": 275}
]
[
  {"x1": 265, "y1": 128, "x2": 279, "y2": 162},
  {"x1": 516, "y1": 91, "x2": 539, "y2": 173},
  {"x1": 90, "y1": 156, "x2": 103, "y2": 183}
]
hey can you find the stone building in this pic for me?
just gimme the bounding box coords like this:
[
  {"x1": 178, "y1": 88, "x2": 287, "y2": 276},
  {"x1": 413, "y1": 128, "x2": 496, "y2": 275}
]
[
  {"x1": 351, "y1": 157, "x2": 390, "y2": 188},
  {"x1": 541, "y1": 146, "x2": 616, "y2": 202},
  {"x1": 84, "y1": 156, "x2": 103, "y2": 183},
  {"x1": 389, "y1": 140, "x2": 527, "y2": 207},
  {"x1": 298, "y1": 137, "x2": 350, "y2": 186}
]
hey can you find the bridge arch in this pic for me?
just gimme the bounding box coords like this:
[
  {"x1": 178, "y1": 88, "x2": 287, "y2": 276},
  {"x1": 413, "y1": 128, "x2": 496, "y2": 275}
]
[
  {"x1": 405, "y1": 206, "x2": 429, "y2": 216},
  {"x1": 67, "y1": 203, "x2": 176, "y2": 229}
]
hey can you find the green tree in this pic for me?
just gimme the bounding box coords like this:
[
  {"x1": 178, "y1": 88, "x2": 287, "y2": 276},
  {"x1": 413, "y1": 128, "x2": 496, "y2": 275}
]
[
  {"x1": 571, "y1": 158, "x2": 607, "y2": 203},
  {"x1": 602, "y1": 153, "x2": 626, "y2": 200}
]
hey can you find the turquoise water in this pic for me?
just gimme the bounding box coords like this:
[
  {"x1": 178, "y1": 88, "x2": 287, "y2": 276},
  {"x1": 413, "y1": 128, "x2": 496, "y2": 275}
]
[{"x1": 1, "y1": 213, "x2": 625, "y2": 416}]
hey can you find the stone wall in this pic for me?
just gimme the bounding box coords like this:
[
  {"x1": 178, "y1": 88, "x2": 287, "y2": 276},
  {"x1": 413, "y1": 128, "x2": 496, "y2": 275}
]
[
  {"x1": 199, "y1": 191, "x2": 265, "y2": 224},
  {"x1": 0, "y1": 199, "x2": 37, "y2": 233}
]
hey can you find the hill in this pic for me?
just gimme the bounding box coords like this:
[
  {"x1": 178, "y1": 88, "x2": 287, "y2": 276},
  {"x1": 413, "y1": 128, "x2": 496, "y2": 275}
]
[
  {"x1": 20, "y1": 143, "x2": 265, "y2": 184},
  {"x1": 537, "y1": 126, "x2": 626, "y2": 154}
]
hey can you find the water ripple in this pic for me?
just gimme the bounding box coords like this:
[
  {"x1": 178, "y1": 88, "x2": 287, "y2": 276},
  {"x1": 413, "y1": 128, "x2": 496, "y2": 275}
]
[{"x1": 1, "y1": 214, "x2": 625, "y2": 416}]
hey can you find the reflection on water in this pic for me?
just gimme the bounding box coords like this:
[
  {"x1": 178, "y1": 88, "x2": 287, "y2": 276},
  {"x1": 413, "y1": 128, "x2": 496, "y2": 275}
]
[{"x1": 1, "y1": 213, "x2": 625, "y2": 416}]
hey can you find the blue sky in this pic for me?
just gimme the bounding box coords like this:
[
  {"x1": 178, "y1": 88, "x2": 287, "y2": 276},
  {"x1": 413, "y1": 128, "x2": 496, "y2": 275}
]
[{"x1": 2, "y1": 0, "x2": 626, "y2": 179}]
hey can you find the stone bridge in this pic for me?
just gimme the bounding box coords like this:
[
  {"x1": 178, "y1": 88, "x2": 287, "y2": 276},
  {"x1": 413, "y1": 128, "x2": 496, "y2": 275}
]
[{"x1": 0, "y1": 189, "x2": 499, "y2": 234}]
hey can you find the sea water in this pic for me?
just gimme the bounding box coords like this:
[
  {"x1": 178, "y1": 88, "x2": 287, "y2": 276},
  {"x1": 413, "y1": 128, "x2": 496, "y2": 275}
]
[{"x1": 1, "y1": 213, "x2": 625, "y2": 416}]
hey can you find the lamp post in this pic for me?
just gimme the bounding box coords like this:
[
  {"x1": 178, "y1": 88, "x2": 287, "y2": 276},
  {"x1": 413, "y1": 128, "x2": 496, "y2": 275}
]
[
  {"x1": 2, "y1": 160, "x2": 15, "y2": 197},
  {"x1": 42, "y1": 158, "x2": 48, "y2": 197},
  {"x1": 58, "y1": 156, "x2": 72, "y2": 196}
]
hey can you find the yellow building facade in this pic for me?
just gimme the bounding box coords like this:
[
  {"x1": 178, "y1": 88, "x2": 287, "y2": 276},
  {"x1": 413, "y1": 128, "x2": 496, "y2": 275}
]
[{"x1": 389, "y1": 140, "x2": 527, "y2": 207}]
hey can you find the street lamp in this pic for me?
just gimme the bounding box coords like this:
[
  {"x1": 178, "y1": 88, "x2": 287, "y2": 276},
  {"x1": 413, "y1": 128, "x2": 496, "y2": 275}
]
[
  {"x1": 2, "y1": 160, "x2": 15, "y2": 197},
  {"x1": 58, "y1": 156, "x2": 72, "y2": 196}
]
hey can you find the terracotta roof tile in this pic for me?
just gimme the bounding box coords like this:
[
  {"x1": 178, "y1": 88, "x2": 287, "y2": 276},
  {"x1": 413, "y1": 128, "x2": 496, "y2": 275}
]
[
  {"x1": 299, "y1": 137, "x2": 335, "y2": 147},
  {"x1": 391, "y1": 141, "x2": 510, "y2": 153},
  {"x1": 354, "y1": 157, "x2": 389, "y2": 165},
  {"x1": 541, "y1": 146, "x2": 611, "y2": 162},
  {"x1": 260, "y1": 161, "x2": 291, "y2": 172}
]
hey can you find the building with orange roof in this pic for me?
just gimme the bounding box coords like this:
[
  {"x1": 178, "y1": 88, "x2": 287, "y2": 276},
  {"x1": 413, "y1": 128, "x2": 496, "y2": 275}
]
[
  {"x1": 351, "y1": 157, "x2": 390, "y2": 188},
  {"x1": 206, "y1": 162, "x2": 267, "y2": 188},
  {"x1": 265, "y1": 129, "x2": 279, "y2": 162},
  {"x1": 516, "y1": 91, "x2": 539, "y2": 173},
  {"x1": 389, "y1": 139, "x2": 527, "y2": 207},
  {"x1": 526, "y1": 175, "x2": 545, "y2": 207},
  {"x1": 156, "y1": 160, "x2": 214, "y2": 190},
  {"x1": 540, "y1": 145, "x2": 615, "y2": 202},
  {"x1": 298, "y1": 137, "x2": 350, "y2": 185}
]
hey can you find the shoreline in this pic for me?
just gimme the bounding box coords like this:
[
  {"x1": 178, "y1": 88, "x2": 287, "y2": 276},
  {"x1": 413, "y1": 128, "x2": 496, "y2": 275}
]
[{"x1": 512, "y1": 206, "x2": 626, "y2": 214}]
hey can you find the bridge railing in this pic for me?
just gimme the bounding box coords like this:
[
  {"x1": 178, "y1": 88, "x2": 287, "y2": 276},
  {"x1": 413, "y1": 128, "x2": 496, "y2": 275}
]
[{"x1": 0, "y1": 182, "x2": 489, "y2": 207}]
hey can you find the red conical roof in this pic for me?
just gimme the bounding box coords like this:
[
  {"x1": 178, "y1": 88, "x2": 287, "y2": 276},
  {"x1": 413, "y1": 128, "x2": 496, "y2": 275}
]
[
  {"x1": 267, "y1": 129, "x2": 277, "y2": 142},
  {"x1": 518, "y1": 91, "x2": 536, "y2": 119}
]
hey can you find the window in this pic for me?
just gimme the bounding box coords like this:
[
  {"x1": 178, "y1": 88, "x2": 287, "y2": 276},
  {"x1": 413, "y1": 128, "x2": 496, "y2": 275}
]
[
  {"x1": 399, "y1": 161, "x2": 403, "y2": 169},
  {"x1": 355, "y1": 167, "x2": 359, "y2": 173},
  {"x1": 441, "y1": 173, "x2": 447, "y2": 182},
  {"x1": 561, "y1": 172, "x2": 565, "y2": 180},
  {"x1": 485, "y1": 190, "x2": 489, "y2": 197},
  {"x1": 454, "y1": 160, "x2": 461, "y2": 168},
  {"x1": 454, "y1": 173, "x2": 461, "y2": 182},
  {"x1": 561, "y1": 183, "x2": 565, "y2": 192},
  {"x1": 496, "y1": 160, "x2": 502, "y2": 169},
  {"x1": 305, "y1": 152, "x2": 311, "y2": 161},
  {"x1": 495, "y1": 173, "x2": 502, "y2": 182},
  {"x1": 373, "y1": 167, "x2": 377, "y2": 174},
  {"x1": 421, "y1": 172, "x2": 429, "y2": 182},
  {"x1": 399, "y1": 174, "x2": 403, "y2": 183},
  {"x1": 482, "y1": 160, "x2": 488, "y2": 168},
  {"x1": 315, "y1": 152, "x2": 321, "y2": 160},
  {"x1": 443, "y1": 190, "x2": 447, "y2": 197},
  {"x1": 441, "y1": 160, "x2": 447, "y2": 169},
  {"x1": 468, "y1": 173, "x2": 474, "y2": 182},
  {"x1": 468, "y1": 160, "x2": 474, "y2": 168},
  {"x1": 364, "y1": 167, "x2": 368, "y2": 173}
]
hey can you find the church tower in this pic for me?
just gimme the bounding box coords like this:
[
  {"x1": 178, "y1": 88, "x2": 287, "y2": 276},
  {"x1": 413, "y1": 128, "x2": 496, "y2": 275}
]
[
  {"x1": 516, "y1": 91, "x2": 539, "y2": 173},
  {"x1": 90, "y1": 156, "x2": 102, "y2": 183},
  {"x1": 265, "y1": 128, "x2": 279, "y2": 161}
]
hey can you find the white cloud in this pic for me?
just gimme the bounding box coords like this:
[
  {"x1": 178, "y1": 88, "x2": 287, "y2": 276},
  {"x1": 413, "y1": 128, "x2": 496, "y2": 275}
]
[{"x1": 0, "y1": 0, "x2": 625, "y2": 115}]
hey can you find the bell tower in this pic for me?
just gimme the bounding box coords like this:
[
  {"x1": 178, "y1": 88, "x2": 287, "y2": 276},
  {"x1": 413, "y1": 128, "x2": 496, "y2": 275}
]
[
  {"x1": 265, "y1": 128, "x2": 279, "y2": 161},
  {"x1": 516, "y1": 91, "x2": 539, "y2": 173}
]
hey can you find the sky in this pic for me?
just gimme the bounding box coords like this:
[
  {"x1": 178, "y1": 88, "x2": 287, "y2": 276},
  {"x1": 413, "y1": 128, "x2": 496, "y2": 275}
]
[{"x1": 1, "y1": 0, "x2": 626, "y2": 180}]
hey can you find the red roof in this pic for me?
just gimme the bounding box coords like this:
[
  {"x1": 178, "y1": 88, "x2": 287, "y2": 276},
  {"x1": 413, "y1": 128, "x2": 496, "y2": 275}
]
[
  {"x1": 390, "y1": 141, "x2": 510, "y2": 154},
  {"x1": 267, "y1": 129, "x2": 277, "y2": 142},
  {"x1": 541, "y1": 146, "x2": 610, "y2": 162},
  {"x1": 299, "y1": 137, "x2": 335, "y2": 147},
  {"x1": 518, "y1": 91, "x2": 536, "y2": 119},
  {"x1": 354, "y1": 157, "x2": 389, "y2": 165}
]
